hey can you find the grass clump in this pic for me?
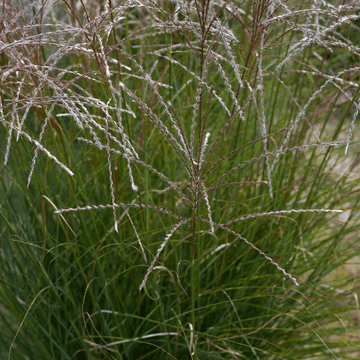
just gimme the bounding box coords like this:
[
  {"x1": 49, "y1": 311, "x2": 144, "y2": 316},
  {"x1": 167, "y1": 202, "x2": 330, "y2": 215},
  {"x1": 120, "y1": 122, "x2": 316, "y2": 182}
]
[{"x1": 1, "y1": 0, "x2": 360, "y2": 358}]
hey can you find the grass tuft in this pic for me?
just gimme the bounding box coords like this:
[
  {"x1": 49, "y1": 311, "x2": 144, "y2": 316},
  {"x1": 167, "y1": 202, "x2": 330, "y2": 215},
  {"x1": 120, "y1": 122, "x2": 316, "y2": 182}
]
[{"x1": 1, "y1": 0, "x2": 360, "y2": 358}]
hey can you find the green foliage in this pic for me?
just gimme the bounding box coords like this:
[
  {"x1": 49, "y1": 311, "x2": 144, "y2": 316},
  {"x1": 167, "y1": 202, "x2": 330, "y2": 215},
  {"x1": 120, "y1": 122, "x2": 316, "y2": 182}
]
[{"x1": 1, "y1": 0, "x2": 360, "y2": 359}]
